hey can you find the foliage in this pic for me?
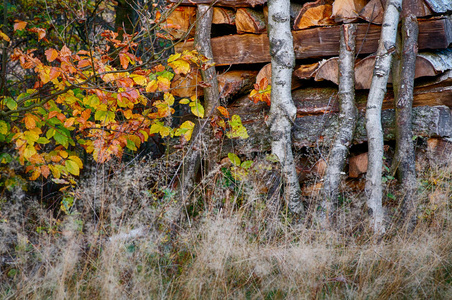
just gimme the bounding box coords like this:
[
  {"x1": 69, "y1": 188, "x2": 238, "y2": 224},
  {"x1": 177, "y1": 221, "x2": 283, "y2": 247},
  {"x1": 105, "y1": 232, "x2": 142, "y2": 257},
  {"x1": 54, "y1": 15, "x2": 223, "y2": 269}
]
[
  {"x1": 249, "y1": 77, "x2": 271, "y2": 106},
  {"x1": 0, "y1": 19, "x2": 213, "y2": 189}
]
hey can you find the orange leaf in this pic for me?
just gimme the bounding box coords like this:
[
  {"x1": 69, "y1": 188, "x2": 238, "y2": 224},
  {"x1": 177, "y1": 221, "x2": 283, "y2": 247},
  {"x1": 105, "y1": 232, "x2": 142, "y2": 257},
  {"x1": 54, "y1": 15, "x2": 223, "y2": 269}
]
[
  {"x1": 64, "y1": 117, "x2": 75, "y2": 128},
  {"x1": 24, "y1": 113, "x2": 37, "y2": 129},
  {"x1": 217, "y1": 106, "x2": 229, "y2": 119},
  {"x1": 29, "y1": 27, "x2": 46, "y2": 40},
  {"x1": 119, "y1": 53, "x2": 129, "y2": 69},
  {"x1": 60, "y1": 45, "x2": 71, "y2": 57},
  {"x1": 49, "y1": 67, "x2": 61, "y2": 81},
  {"x1": 45, "y1": 48, "x2": 58, "y2": 62},
  {"x1": 78, "y1": 59, "x2": 91, "y2": 68},
  {"x1": 41, "y1": 165, "x2": 50, "y2": 178},
  {"x1": 14, "y1": 20, "x2": 28, "y2": 32}
]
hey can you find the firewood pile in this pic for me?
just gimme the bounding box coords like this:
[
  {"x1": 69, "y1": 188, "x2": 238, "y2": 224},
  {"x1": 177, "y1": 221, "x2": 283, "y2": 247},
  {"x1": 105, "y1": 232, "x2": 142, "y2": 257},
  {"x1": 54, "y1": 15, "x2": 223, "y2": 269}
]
[{"x1": 161, "y1": 0, "x2": 452, "y2": 162}]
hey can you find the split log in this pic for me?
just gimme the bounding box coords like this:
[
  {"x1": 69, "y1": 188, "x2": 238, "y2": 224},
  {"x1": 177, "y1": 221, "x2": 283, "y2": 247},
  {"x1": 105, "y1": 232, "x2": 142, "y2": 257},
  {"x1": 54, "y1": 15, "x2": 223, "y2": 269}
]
[
  {"x1": 217, "y1": 70, "x2": 258, "y2": 102},
  {"x1": 289, "y1": 79, "x2": 452, "y2": 116},
  {"x1": 423, "y1": 0, "x2": 452, "y2": 13},
  {"x1": 171, "y1": 71, "x2": 203, "y2": 97},
  {"x1": 236, "y1": 8, "x2": 266, "y2": 33},
  {"x1": 359, "y1": 0, "x2": 432, "y2": 24},
  {"x1": 293, "y1": 0, "x2": 335, "y2": 30},
  {"x1": 212, "y1": 7, "x2": 236, "y2": 25},
  {"x1": 168, "y1": 0, "x2": 267, "y2": 7},
  {"x1": 332, "y1": 0, "x2": 367, "y2": 23},
  {"x1": 174, "y1": 18, "x2": 452, "y2": 66},
  {"x1": 256, "y1": 63, "x2": 303, "y2": 90},
  {"x1": 171, "y1": 70, "x2": 258, "y2": 99},
  {"x1": 224, "y1": 104, "x2": 452, "y2": 154},
  {"x1": 313, "y1": 49, "x2": 452, "y2": 89},
  {"x1": 349, "y1": 152, "x2": 368, "y2": 178},
  {"x1": 161, "y1": 6, "x2": 196, "y2": 40},
  {"x1": 293, "y1": 62, "x2": 319, "y2": 79}
]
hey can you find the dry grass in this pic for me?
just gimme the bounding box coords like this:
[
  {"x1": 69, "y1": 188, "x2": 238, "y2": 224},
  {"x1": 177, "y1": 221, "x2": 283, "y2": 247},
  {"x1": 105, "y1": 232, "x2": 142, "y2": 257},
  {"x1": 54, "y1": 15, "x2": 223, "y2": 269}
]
[{"x1": 1, "y1": 150, "x2": 451, "y2": 299}]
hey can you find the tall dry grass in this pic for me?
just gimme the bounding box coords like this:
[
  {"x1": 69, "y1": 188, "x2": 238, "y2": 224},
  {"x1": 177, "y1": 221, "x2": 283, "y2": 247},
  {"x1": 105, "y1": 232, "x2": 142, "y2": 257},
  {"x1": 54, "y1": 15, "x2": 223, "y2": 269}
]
[{"x1": 1, "y1": 149, "x2": 451, "y2": 299}]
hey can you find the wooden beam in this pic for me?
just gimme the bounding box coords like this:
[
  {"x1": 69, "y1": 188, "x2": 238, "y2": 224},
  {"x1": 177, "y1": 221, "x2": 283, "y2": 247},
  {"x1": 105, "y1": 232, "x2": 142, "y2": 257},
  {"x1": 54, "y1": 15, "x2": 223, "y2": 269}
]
[
  {"x1": 168, "y1": 0, "x2": 267, "y2": 8},
  {"x1": 175, "y1": 18, "x2": 452, "y2": 66}
]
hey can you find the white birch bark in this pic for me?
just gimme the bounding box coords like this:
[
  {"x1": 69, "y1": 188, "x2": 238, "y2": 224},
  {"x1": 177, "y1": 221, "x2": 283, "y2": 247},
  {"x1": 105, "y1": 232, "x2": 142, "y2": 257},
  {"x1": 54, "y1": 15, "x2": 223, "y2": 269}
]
[
  {"x1": 267, "y1": 0, "x2": 303, "y2": 214},
  {"x1": 365, "y1": 0, "x2": 402, "y2": 233},
  {"x1": 321, "y1": 24, "x2": 357, "y2": 228}
]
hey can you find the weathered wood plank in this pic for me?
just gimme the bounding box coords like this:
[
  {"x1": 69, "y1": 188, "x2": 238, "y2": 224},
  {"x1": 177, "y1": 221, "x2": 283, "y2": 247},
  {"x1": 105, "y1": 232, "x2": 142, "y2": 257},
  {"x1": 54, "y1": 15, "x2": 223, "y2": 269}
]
[
  {"x1": 222, "y1": 104, "x2": 452, "y2": 154},
  {"x1": 175, "y1": 18, "x2": 452, "y2": 65},
  {"x1": 168, "y1": 0, "x2": 266, "y2": 8}
]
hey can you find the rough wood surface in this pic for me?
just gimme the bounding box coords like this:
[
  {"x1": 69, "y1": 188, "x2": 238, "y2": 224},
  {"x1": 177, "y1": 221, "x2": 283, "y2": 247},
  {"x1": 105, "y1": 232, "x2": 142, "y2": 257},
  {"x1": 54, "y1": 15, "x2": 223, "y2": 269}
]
[
  {"x1": 332, "y1": 0, "x2": 367, "y2": 23},
  {"x1": 236, "y1": 8, "x2": 267, "y2": 33},
  {"x1": 313, "y1": 49, "x2": 452, "y2": 89},
  {"x1": 217, "y1": 70, "x2": 258, "y2": 102},
  {"x1": 359, "y1": 0, "x2": 432, "y2": 24},
  {"x1": 174, "y1": 18, "x2": 452, "y2": 66},
  {"x1": 212, "y1": 7, "x2": 236, "y2": 25},
  {"x1": 224, "y1": 103, "x2": 452, "y2": 154},
  {"x1": 391, "y1": 13, "x2": 418, "y2": 226},
  {"x1": 168, "y1": 0, "x2": 267, "y2": 7},
  {"x1": 162, "y1": 6, "x2": 196, "y2": 40},
  {"x1": 293, "y1": 0, "x2": 335, "y2": 30},
  {"x1": 349, "y1": 152, "x2": 368, "y2": 178},
  {"x1": 256, "y1": 63, "x2": 303, "y2": 90}
]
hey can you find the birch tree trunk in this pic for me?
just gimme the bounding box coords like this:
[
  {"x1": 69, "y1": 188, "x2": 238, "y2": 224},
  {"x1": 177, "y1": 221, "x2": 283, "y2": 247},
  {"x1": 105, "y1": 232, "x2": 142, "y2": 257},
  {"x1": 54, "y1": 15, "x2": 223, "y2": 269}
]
[
  {"x1": 391, "y1": 11, "x2": 419, "y2": 229},
  {"x1": 321, "y1": 24, "x2": 357, "y2": 228},
  {"x1": 365, "y1": 0, "x2": 402, "y2": 233},
  {"x1": 267, "y1": 0, "x2": 303, "y2": 214},
  {"x1": 180, "y1": 5, "x2": 219, "y2": 202}
]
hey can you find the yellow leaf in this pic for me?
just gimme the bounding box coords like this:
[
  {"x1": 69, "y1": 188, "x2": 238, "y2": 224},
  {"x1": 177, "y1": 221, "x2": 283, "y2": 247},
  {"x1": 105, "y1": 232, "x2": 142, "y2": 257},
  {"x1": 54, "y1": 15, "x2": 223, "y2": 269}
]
[
  {"x1": 163, "y1": 93, "x2": 175, "y2": 106},
  {"x1": 65, "y1": 160, "x2": 80, "y2": 176},
  {"x1": 23, "y1": 145, "x2": 37, "y2": 160},
  {"x1": 175, "y1": 121, "x2": 194, "y2": 141},
  {"x1": 190, "y1": 101, "x2": 204, "y2": 118},
  {"x1": 29, "y1": 168, "x2": 41, "y2": 180},
  {"x1": 169, "y1": 59, "x2": 190, "y2": 75},
  {"x1": 145, "y1": 80, "x2": 157, "y2": 93},
  {"x1": 0, "y1": 30, "x2": 10, "y2": 42},
  {"x1": 68, "y1": 155, "x2": 83, "y2": 169},
  {"x1": 131, "y1": 74, "x2": 147, "y2": 86}
]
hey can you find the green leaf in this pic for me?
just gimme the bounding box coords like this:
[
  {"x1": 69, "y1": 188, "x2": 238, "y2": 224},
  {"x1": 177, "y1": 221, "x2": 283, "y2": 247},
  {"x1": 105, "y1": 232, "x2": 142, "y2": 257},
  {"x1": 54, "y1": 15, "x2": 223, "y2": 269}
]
[
  {"x1": 0, "y1": 153, "x2": 12, "y2": 164},
  {"x1": 54, "y1": 131, "x2": 69, "y2": 148},
  {"x1": 126, "y1": 139, "x2": 137, "y2": 151},
  {"x1": 228, "y1": 152, "x2": 241, "y2": 166},
  {"x1": 0, "y1": 120, "x2": 8, "y2": 134},
  {"x1": 190, "y1": 101, "x2": 204, "y2": 118},
  {"x1": 4, "y1": 97, "x2": 17, "y2": 110},
  {"x1": 36, "y1": 137, "x2": 50, "y2": 144},
  {"x1": 65, "y1": 160, "x2": 80, "y2": 176},
  {"x1": 179, "y1": 98, "x2": 190, "y2": 104},
  {"x1": 227, "y1": 115, "x2": 249, "y2": 139},
  {"x1": 241, "y1": 160, "x2": 253, "y2": 169}
]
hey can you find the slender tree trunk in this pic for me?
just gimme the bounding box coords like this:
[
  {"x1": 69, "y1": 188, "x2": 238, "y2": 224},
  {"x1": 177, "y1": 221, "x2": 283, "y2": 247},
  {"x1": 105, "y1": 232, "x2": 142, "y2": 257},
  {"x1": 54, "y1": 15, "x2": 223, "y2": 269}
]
[
  {"x1": 1, "y1": 0, "x2": 8, "y2": 96},
  {"x1": 391, "y1": 12, "x2": 419, "y2": 228},
  {"x1": 267, "y1": 0, "x2": 303, "y2": 214},
  {"x1": 321, "y1": 24, "x2": 357, "y2": 228},
  {"x1": 365, "y1": 0, "x2": 402, "y2": 233},
  {"x1": 180, "y1": 5, "x2": 219, "y2": 201}
]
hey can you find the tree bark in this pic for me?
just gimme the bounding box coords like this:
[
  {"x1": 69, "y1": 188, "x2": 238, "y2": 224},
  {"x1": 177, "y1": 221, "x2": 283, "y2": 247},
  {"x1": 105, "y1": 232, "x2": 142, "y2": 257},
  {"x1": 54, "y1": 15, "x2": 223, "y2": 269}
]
[
  {"x1": 180, "y1": 5, "x2": 219, "y2": 201},
  {"x1": 391, "y1": 11, "x2": 419, "y2": 228},
  {"x1": 321, "y1": 24, "x2": 357, "y2": 228},
  {"x1": 267, "y1": 0, "x2": 304, "y2": 214},
  {"x1": 365, "y1": 0, "x2": 402, "y2": 234}
]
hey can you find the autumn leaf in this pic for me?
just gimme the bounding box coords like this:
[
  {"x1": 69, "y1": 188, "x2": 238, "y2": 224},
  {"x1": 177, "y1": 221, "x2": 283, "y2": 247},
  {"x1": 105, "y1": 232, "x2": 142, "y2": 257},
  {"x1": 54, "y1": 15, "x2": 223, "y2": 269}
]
[
  {"x1": 228, "y1": 152, "x2": 241, "y2": 166},
  {"x1": 14, "y1": 20, "x2": 28, "y2": 32},
  {"x1": 217, "y1": 106, "x2": 229, "y2": 119},
  {"x1": 169, "y1": 59, "x2": 190, "y2": 75},
  {"x1": 68, "y1": 156, "x2": 83, "y2": 169},
  {"x1": 45, "y1": 48, "x2": 58, "y2": 62},
  {"x1": 29, "y1": 27, "x2": 46, "y2": 40},
  {"x1": 65, "y1": 160, "x2": 80, "y2": 176},
  {"x1": 145, "y1": 80, "x2": 157, "y2": 93},
  {"x1": 227, "y1": 115, "x2": 249, "y2": 139},
  {"x1": 175, "y1": 121, "x2": 194, "y2": 141},
  {"x1": 0, "y1": 30, "x2": 10, "y2": 42},
  {"x1": 24, "y1": 114, "x2": 38, "y2": 129},
  {"x1": 189, "y1": 100, "x2": 204, "y2": 118},
  {"x1": 0, "y1": 120, "x2": 8, "y2": 135}
]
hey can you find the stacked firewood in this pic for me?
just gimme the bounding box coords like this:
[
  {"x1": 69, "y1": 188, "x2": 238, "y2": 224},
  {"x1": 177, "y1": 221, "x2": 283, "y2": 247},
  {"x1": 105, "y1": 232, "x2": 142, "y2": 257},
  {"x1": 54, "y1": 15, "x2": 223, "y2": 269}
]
[{"x1": 161, "y1": 0, "x2": 452, "y2": 178}]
